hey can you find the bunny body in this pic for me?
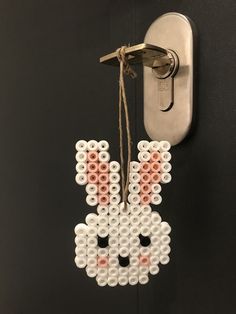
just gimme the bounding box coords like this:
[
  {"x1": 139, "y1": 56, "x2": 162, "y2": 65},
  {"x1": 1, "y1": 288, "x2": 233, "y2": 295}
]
[{"x1": 74, "y1": 140, "x2": 172, "y2": 287}]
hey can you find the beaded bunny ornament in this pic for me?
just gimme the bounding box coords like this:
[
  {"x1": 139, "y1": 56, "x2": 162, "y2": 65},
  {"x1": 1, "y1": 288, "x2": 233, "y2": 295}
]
[{"x1": 74, "y1": 139, "x2": 172, "y2": 287}]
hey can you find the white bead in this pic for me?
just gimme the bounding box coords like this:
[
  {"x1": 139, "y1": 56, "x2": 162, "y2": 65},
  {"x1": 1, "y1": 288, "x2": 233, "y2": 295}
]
[
  {"x1": 160, "y1": 245, "x2": 171, "y2": 255},
  {"x1": 98, "y1": 140, "x2": 109, "y2": 151},
  {"x1": 86, "y1": 247, "x2": 97, "y2": 257},
  {"x1": 140, "y1": 225, "x2": 150, "y2": 236},
  {"x1": 118, "y1": 276, "x2": 128, "y2": 286},
  {"x1": 87, "y1": 140, "x2": 98, "y2": 151},
  {"x1": 76, "y1": 162, "x2": 87, "y2": 173},
  {"x1": 151, "y1": 246, "x2": 160, "y2": 255},
  {"x1": 98, "y1": 226, "x2": 109, "y2": 237},
  {"x1": 108, "y1": 226, "x2": 119, "y2": 237},
  {"x1": 130, "y1": 215, "x2": 140, "y2": 226},
  {"x1": 128, "y1": 183, "x2": 141, "y2": 194},
  {"x1": 97, "y1": 205, "x2": 109, "y2": 215},
  {"x1": 119, "y1": 225, "x2": 129, "y2": 236},
  {"x1": 108, "y1": 205, "x2": 119, "y2": 216},
  {"x1": 140, "y1": 215, "x2": 151, "y2": 225},
  {"x1": 109, "y1": 173, "x2": 120, "y2": 184},
  {"x1": 75, "y1": 151, "x2": 87, "y2": 162},
  {"x1": 149, "y1": 265, "x2": 160, "y2": 275},
  {"x1": 107, "y1": 276, "x2": 118, "y2": 287},
  {"x1": 87, "y1": 226, "x2": 97, "y2": 237},
  {"x1": 85, "y1": 183, "x2": 98, "y2": 195},
  {"x1": 110, "y1": 194, "x2": 121, "y2": 205},
  {"x1": 119, "y1": 236, "x2": 129, "y2": 247},
  {"x1": 75, "y1": 256, "x2": 86, "y2": 268},
  {"x1": 151, "y1": 184, "x2": 162, "y2": 194},
  {"x1": 74, "y1": 223, "x2": 88, "y2": 236},
  {"x1": 161, "y1": 172, "x2": 172, "y2": 183},
  {"x1": 130, "y1": 246, "x2": 140, "y2": 256},
  {"x1": 109, "y1": 215, "x2": 119, "y2": 226},
  {"x1": 151, "y1": 225, "x2": 161, "y2": 235},
  {"x1": 119, "y1": 246, "x2": 129, "y2": 257},
  {"x1": 75, "y1": 173, "x2": 87, "y2": 185},
  {"x1": 87, "y1": 257, "x2": 97, "y2": 267},
  {"x1": 109, "y1": 183, "x2": 120, "y2": 194},
  {"x1": 96, "y1": 276, "x2": 107, "y2": 287},
  {"x1": 160, "y1": 222, "x2": 171, "y2": 235},
  {"x1": 139, "y1": 266, "x2": 149, "y2": 274},
  {"x1": 130, "y1": 256, "x2": 139, "y2": 266},
  {"x1": 109, "y1": 247, "x2": 119, "y2": 257},
  {"x1": 85, "y1": 213, "x2": 98, "y2": 226},
  {"x1": 119, "y1": 202, "x2": 130, "y2": 215},
  {"x1": 140, "y1": 247, "x2": 150, "y2": 256},
  {"x1": 128, "y1": 193, "x2": 141, "y2": 205},
  {"x1": 87, "y1": 237, "x2": 98, "y2": 247},
  {"x1": 130, "y1": 205, "x2": 141, "y2": 216},
  {"x1": 161, "y1": 235, "x2": 171, "y2": 245},
  {"x1": 86, "y1": 266, "x2": 97, "y2": 277},
  {"x1": 149, "y1": 141, "x2": 160, "y2": 151},
  {"x1": 151, "y1": 235, "x2": 161, "y2": 246},
  {"x1": 98, "y1": 248, "x2": 109, "y2": 256},
  {"x1": 129, "y1": 172, "x2": 141, "y2": 183},
  {"x1": 150, "y1": 255, "x2": 160, "y2": 265},
  {"x1": 129, "y1": 266, "x2": 138, "y2": 276},
  {"x1": 138, "y1": 151, "x2": 151, "y2": 162},
  {"x1": 97, "y1": 268, "x2": 108, "y2": 278},
  {"x1": 86, "y1": 195, "x2": 98, "y2": 206},
  {"x1": 118, "y1": 267, "x2": 128, "y2": 276},
  {"x1": 160, "y1": 151, "x2": 171, "y2": 162},
  {"x1": 130, "y1": 226, "x2": 140, "y2": 236},
  {"x1": 130, "y1": 161, "x2": 140, "y2": 172},
  {"x1": 119, "y1": 215, "x2": 130, "y2": 226},
  {"x1": 151, "y1": 193, "x2": 162, "y2": 205},
  {"x1": 159, "y1": 140, "x2": 171, "y2": 152},
  {"x1": 109, "y1": 257, "x2": 119, "y2": 267},
  {"x1": 75, "y1": 236, "x2": 86, "y2": 247},
  {"x1": 129, "y1": 276, "x2": 139, "y2": 285},
  {"x1": 75, "y1": 247, "x2": 86, "y2": 257},
  {"x1": 139, "y1": 275, "x2": 149, "y2": 285},
  {"x1": 137, "y1": 140, "x2": 150, "y2": 152},
  {"x1": 109, "y1": 236, "x2": 118, "y2": 247},
  {"x1": 160, "y1": 255, "x2": 170, "y2": 265},
  {"x1": 98, "y1": 151, "x2": 110, "y2": 162},
  {"x1": 140, "y1": 205, "x2": 152, "y2": 215},
  {"x1": 130, "y1": 236, "x2": 140, "y2": 246},
  {"x1": 151, "y1": 212, "x2": 162, "y2": 225},
  {"x1": 97, "y1": 215, "x2": 108, "y2": 226},
  {"x1": 161, "y1": 162, "x2": 172, "y2": 173},
  {"x1": 108, "y1": 267, "x2": 118, "y2": 277},
  {"x1": 75, "y1": 140, "x2": 88, "y2": 151},
  {"x1": 109, "y1": 161, "x2": 120, "y2": 173}
]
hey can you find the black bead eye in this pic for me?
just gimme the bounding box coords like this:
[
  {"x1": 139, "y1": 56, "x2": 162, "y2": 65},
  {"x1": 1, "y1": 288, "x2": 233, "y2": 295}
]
[
  {"x1": 118, "y1": 255, "x2": 129, "y2": 267},
  {"x1": 139, "y1": 234, "x2": 151, "y2": 247},
  {"x1": 97, "y1": 236, "x2": 109, "y2": 248}
]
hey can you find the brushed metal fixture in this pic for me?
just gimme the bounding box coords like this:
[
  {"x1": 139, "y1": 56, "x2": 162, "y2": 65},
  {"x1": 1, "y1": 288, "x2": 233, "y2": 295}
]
[{"x1": 100, "y1": 12, "x2": 196, "y2": 145}]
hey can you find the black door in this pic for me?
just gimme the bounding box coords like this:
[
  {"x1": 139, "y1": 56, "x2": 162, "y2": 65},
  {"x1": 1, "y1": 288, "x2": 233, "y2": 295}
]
[{"x1": 0, "y1": 1, "x2": 235, "y2": 313}]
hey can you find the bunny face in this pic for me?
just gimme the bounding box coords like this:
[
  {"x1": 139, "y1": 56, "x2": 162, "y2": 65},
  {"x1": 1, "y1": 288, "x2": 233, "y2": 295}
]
[{"x1": 74, "y1": 140, "x2": 172, "y2": 287}]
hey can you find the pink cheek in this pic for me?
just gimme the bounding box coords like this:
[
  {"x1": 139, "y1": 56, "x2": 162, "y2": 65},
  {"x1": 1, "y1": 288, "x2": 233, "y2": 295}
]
[
  {"x1": 98, "y1": 194, "x2": 109, "y2": 205},
  {"x1": 140, "y1": 194, "x2": 151, "y2": 205},
  {"x1": 139, "y1": 255, "x2": 150, "y2": 266},
  {"x1": 87, "y1": 151, "x2": 99, "y2": 162},
  {"x1": 98, "y1": 162, "x2": 109, "y2": 173},
  {"x1": 97, "y1": 256, "x2": 109, "y2": 268},
  {"x1": 87, "y1": 173, "x2": 99, "y2": 184}
]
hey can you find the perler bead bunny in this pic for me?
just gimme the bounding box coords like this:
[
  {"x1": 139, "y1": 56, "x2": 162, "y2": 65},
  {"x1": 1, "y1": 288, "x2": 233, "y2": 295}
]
[{"x1": 74, "y1": 139, "x2": 172, "y2": 287}]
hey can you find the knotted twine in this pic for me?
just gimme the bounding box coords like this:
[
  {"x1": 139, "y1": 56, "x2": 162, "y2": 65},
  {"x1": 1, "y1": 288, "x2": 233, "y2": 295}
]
[{"x1": 116, "y1": 46, "x2": 137, "y2": 206}]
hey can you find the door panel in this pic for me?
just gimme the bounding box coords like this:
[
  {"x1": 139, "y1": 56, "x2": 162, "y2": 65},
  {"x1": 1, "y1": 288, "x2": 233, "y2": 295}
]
[{"x1": 0, "y1": 1, "x2": 235, "y2": 313}]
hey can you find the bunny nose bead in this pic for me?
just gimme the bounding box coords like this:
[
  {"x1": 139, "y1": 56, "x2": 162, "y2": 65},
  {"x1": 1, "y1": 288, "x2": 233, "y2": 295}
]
[
  {"x1": 97, "y1": 256, "x2": 109, "y2": 268},
  {"x1": 118, "y1": 255, "x2": 130, "y2": 267},
  {"x1": 139, "y1": 256, "x2": 150, "y2": 266}
]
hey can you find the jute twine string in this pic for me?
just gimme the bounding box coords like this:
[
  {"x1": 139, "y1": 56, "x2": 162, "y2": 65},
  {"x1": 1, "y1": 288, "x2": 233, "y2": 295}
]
[{"x1": 116, "y1": 46, "x2": 137, "y2": 206}]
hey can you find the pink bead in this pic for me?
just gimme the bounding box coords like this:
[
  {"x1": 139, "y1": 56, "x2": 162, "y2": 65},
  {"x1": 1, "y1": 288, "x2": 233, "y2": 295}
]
[
  {"x1": 140, "y1": 194, "x2": 151, "y2": 205},
  {"x1": 97, "y1": 256, "x2": 109, "y2": 268},
  {"x1": 150, "y1": 162, "x2": 161, "y2": 172},
  {"x1": 150, "y1": 151, "x2": 161, "y2": 162},
  {"x1": 98, "y1": 194, "x2": 109, "y2": 205},
  {"x1": 87, "y1": 173, "x2": 99, "y2": 184},
  {"x1": 140, "y1": 184, "x2": 151, "y2": 194},
  {"x1": 98, "y1": 162, "x2": 109, "y2": 173},
  {"x1": 87, "y1": 151, "x2": 99, "y2": 162},
  {"x1": 98, "y1": 184, "x2": 109, "y2": 195},
  {"x1": 98, "y1": 173, "x2": 109, "y2": 184},
  {"x1": 87, "y1": 162, "x2": 98, "y2": 173},
  {"x1": 151, "y1": 172, "x2": 161, "y2": 183},
  {"x1": 140, "y1": 162, "x2": 151, "y2": 173},
  {"x1": 139, "y1": 255, "x2": 150, "y2": 266},
  {"x1": 140, "y1": 173, "x2": 151, "y2": 183}
]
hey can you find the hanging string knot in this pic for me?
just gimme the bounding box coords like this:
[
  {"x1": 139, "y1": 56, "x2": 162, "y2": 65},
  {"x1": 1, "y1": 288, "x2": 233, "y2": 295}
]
[{"x1": 116, "y1": 46, "x2": 137, "y2": 79}]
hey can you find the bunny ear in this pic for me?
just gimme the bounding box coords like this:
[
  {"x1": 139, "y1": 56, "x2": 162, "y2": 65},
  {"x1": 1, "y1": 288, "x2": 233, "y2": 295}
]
[
  {"x1": 75, "y1": 140, "x2": 121, "y2": 207},
  {"x1": 128, "y1": 140, "x2": 172, "y2": 206}
]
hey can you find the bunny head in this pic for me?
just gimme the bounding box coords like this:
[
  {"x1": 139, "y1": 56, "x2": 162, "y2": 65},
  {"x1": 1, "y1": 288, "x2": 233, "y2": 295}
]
[{"x1": 74, "y1": 140, "x2": 172, "y2": 287}]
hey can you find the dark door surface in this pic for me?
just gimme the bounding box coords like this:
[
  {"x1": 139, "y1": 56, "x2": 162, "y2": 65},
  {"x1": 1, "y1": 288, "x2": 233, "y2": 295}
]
[{"x1": 0, "y1": 1, "x2": 235, "y2": 314}]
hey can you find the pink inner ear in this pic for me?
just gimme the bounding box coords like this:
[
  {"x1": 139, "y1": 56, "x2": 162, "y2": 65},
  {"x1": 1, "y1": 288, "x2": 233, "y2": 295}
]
[
  {"x1": 140, "y1": 194, "x2": 151, "y2": 205},
  {"x1": 87, "y1": 151, "x2": 99, "y2": 162},
  {"x1": 87, "y1": 162, "x2": 99, "y2": 173},
  {"x1": 98, "y1": 194, "x2": 109, "y2": 205},
  {"x1": 98, "y1": 184, "x2": 109, "y2": 194},
  {"x1": 88, "y1": 173, "x2": 99, "y2": 184}
]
